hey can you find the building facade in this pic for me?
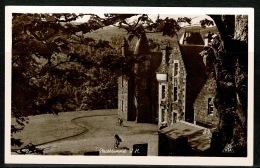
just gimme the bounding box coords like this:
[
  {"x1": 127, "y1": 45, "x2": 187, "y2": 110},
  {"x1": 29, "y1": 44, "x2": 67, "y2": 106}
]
[
  {"x1": 118, "y1": 30, "x2": 219, "y2": 129},
  {"x1": 118, "y1": 34, "x2": 161, "y2": 123}
]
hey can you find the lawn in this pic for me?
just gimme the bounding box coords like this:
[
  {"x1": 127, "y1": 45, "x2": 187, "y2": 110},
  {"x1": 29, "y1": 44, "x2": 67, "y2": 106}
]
[{"x1": 12, "y1": 109, "x2": 159, "y2": 156}]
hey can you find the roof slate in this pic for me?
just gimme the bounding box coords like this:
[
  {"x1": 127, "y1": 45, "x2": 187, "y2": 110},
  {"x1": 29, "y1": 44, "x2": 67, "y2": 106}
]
[
  {"x1": 180, "y1": 32, "x2": 204, "y2": 45},
  {"x1": 179, "y1": 44, "x2": 205, "y2": 77},
  {"x1": 136, "y1": 52, "x2": 162, "y2": 78}
]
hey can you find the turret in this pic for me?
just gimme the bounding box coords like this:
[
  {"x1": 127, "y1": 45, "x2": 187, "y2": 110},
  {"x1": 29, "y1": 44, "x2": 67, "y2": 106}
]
[
  {"x1": 122, "y1": 37, "x2": 129, "y2": 57},
  {"x1": 133, "y1": 33, "x2": 151, "y2": 75},
  {"x1": 134, "y1": 33, "x2": 150, "y2": 55}
]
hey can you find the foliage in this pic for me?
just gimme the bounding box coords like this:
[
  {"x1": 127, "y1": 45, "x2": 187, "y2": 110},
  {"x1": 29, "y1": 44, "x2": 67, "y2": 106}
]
[
  {"x1": 200, "y1": 18, "x2": 214, "y2": 28},
  {"x1": 200, "y1": 15, "x2": 248, "y2": 154},
  {"x1": 12, "y1": 13, "x2": 138, "y2": 146},
  {"x1": 113, "y1": 14, "x2": 191, "y2": 41},
  {"x1": 16, "y1": 143, "x2": 50, "y2": 155},
  {"x1": 11, "y1": 13, "x2": 185, "y2": 146}
]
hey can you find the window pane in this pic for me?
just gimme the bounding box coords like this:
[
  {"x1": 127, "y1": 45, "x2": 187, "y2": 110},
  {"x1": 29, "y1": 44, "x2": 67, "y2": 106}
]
[
  {"x1": 174, "y1": 77, "x2": 178, "y2": 87},
  {"x1": 162, "y1": 85, "x2": 165, "y2": 99},
  {"x1": 174, "y1": 63, "x2": 178, "y2": 76},
  {"x1": 174, "y1": 87, "x2": 177, "y2": 101},
  {"x1": 208, "y1": 98, "x2": 214, "y2": 114},
  {"x1": 173, "y1": 112, "x2": 177, "y2": 123}
]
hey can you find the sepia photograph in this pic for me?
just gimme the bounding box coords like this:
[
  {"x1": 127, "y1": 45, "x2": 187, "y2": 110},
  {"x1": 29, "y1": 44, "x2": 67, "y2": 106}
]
[{"x1": 5, "y1": 6, "x2": 254, "y2": 166}]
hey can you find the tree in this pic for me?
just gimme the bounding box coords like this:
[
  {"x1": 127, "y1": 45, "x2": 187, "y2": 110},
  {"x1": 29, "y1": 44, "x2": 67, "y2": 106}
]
[
  {"x1": 11, "y1": 13, "x2": 138, "y2": 146},
  {"x1": 200, "y1": 15, "x2": 248, "y2": 155}
]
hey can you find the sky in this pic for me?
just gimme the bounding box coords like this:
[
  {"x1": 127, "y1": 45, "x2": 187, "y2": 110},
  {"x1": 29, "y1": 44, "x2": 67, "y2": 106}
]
[{"x1": 75, "y1": 14, "x2": 214, "y2": 27}]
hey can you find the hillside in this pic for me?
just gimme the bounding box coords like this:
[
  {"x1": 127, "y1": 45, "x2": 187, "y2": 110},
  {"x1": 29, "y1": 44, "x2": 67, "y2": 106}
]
[{"x1": 84, "y1": 25, "x2": 218, "y2": 46}]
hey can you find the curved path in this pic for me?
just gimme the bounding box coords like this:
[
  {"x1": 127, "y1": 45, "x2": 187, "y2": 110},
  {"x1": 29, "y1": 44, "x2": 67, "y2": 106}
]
[
  {"x1": 38, "y1": 113, "x2": 117, "y2": 146},
  {"x1": 12, "y1": 112, "x2": 117, "y2": 152}
]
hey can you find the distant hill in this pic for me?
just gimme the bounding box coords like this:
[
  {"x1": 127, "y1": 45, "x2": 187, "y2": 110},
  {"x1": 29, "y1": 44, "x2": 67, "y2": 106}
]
[
  {"x1": 184, "y1": 25, "x2": 218, "y2": 35},
  {"x1": 68, "y1": 22, "x2": 218, "y2": 52},
  {"x1": 69, "y1": 20, "x2": 218, "y2": 41},
  {"x1": 83, "y1": 25, "x2": 218, "y2": 46},
  {"x1": 85, "y1": 26, "x2": 127, "y2": 41}
]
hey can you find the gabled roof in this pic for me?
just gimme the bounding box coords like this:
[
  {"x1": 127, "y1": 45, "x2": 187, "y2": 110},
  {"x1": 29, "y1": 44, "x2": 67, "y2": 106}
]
[
  {"x1": 134, "y1": 33, "x2": 150, "y2": 55},
  {"x1": 179, "y1": 32, "x2": 204, "y2": 45},
  {"x1": 178, "y1": 44, "x2": 207, "y2": 116},
  {"x1": 136, "y1": 52, "x2": 162, "y2": 78},
  {"x1": 132, "y1": 33, "x2": 162, "y2": 78},
  {"x1": 179, "y1": 44, "x2": 205, "y2": 77},
  {"x1": 122, "y1": 37, "x2": 129, "y2": 48},
  {"x1": 148, "y1": 52, "x2": 162, "y2": 76}
]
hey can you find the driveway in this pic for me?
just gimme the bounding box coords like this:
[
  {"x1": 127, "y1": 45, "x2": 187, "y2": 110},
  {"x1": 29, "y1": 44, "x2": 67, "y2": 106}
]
[{"x1": 35, "y1": 109, "x2": 158, "y2": 156}]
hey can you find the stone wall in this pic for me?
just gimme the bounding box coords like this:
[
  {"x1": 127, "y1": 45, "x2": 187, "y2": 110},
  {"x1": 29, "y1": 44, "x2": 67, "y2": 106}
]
[
  {"x1": 194, "y1": 77, "x2": 219, "y2": 128},
  {"x1": 155, "y1": 44, "x2": 188, "y2": 126},
  {"x1": 134, "y1": 76, "x2": 151, "y2": 123},
  {"x1": 118, "y1": 53, "x2": 161, "y2": 123},
  {"x1": 167, "y1": 46, "x2": 187, "y2": 125}
]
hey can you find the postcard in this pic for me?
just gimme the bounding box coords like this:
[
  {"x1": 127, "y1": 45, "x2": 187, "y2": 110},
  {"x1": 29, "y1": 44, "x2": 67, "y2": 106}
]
[{"x1": 5, "y1": 6, "x2": 254, "y2": 166}]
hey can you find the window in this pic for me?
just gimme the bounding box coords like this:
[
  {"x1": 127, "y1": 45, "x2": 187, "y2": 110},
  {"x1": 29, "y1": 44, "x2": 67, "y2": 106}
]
[
  {"x1": 173, "y1": 60, "x2": 179, "y2": 101},
  {"x1": 172, "y1": 112, "x2": 178, "y2": 124},
  {"x1": 208, "y1": 98, "x2": 214, "y2": 115},
  {"x1": 162, "y1": 85, "x2": 166, "y2": 100},
  {"x1": 173, "y1": 87, "x2": 177, "y2": 101},
  {"x1": 122, "y1": 100, "x2": 124, "y2": 112},
  {"x1": 173, "y1": 78, "x2": 178, "y2": 102},
  {"x1": 161, "y1": 109, "x2": 165, "y2": 122},
  {"x1": 174, "y1": 62, "x2": 179, "y2": 76}
]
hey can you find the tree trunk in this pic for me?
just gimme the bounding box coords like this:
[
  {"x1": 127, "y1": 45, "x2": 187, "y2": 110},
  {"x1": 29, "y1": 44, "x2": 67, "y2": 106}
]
[
  {"x1": 208, "y1": 15, "x2": 248, "y2": 155},
  {"x1": 232, "y1": 15, "x2": 248, "y2": 154}
]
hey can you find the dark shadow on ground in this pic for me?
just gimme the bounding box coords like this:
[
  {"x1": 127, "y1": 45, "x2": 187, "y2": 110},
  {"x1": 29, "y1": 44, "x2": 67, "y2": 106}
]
[
  {"x1": 118, "y1": 146, "x2": 130, "y2": 150},
  {"x1": 58, "y1": 151, "x2": 73, "y2": 155}
]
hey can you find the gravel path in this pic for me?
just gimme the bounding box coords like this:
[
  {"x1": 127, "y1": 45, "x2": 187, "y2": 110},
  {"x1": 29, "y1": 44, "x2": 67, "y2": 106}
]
[{"x1": 34, "y1": 110, "x2": 158, "y2": 156}]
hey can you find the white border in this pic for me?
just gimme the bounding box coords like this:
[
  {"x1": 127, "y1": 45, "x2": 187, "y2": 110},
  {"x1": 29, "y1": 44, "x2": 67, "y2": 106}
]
[{"x1": 5, "y1": 6, "x2": 254, "y2": 166}]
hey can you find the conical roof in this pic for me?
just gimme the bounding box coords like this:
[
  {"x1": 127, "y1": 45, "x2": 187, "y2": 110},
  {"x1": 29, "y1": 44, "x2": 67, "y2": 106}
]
[
  {"x1": 122, "y1": 37, "x2": 129, "y2": 48},
  {"x1": 134, "y1": 33, "x2": 150, "y2": 55}
]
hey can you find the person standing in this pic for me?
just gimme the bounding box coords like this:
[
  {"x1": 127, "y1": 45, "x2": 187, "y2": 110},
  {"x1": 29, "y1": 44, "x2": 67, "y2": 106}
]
[{"x1": 114, "y1": 134, "x2": 122, "y2": 149}]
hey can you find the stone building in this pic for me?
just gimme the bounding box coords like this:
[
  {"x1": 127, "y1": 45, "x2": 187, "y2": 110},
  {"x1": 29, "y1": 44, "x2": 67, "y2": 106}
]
[
  {"x1": 118, "y1": 33, "x2": 161, "y2": 123},
  {"x1": 155, "y1": 30, "x2": 219, "y2": 129},
  {"x1": 194, "y1": 77, "x2": 219, "y2": 128},
  {"x1": 118, "y1": 30, "x2": 219, "y2": 129}
]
